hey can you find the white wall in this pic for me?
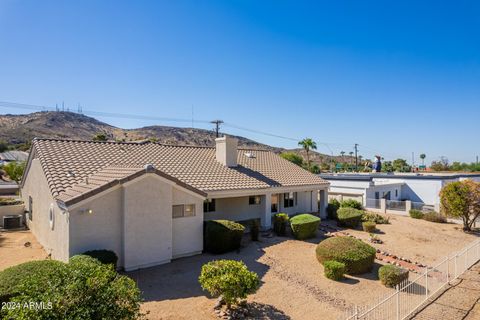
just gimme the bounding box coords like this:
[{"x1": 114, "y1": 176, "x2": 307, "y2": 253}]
[
  {"x1": 374, "y1": 178, "x2": 443, "y2": 205},
  {"x1": 172, "y1": 186, "x2": 203, "y2": 258},
  {"x1": 21, "y1": 159, "x2": 69, "y2": 261}
]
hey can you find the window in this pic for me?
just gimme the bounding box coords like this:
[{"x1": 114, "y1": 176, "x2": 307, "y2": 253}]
[
  {"x1": 249, "y1": 196, "x2": 261, "y2": 205},
  {"x1": 375, "y1": 192, "x2": 380, "y2": 200},
  {"x1": 172, "y1": 204, "x2": 196, "y2": 218},
  {"x1": 203, "y1": 199, "x2": 216, "y2": 212},
  {"x1": 28, "y1": 196, "x2": 33, "y2": 221},
  {"x1": 283, "y1": 192, "x2": 297, "y2": 208},
  {"x1": 395, "y1": 189, "x2": 398, "y2": 197}
]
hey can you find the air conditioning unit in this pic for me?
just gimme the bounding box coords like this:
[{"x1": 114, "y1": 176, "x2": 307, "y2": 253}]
[{"x1": 3, "y1": 215, "x2": 23, "y2": 229}]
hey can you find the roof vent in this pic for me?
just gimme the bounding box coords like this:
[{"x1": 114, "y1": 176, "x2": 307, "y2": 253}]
[
  {"x1": 244, "y1": 152, "x2": 255, "y2": 158},
  {"x1": 66, "y1": 170, "x2": 75, "y2": 178},
  {"x1": 144, "y1": 164, "x2": 155, "y2": 172}
]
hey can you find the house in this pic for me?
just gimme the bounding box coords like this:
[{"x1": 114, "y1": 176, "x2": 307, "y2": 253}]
[
  {"x1": 321, "y1": 172, "x2": 480, "y2": 211},
  {"x1": 0, "y1": 150, "x2": 29, "y2": 165},
  {"x1": 21, "y1": 136, "x2": 329, "y2": 271}
]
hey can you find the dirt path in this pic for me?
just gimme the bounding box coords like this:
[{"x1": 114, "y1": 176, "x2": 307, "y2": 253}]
[
  {"x1": 409, "y1": 262, "x2": 480, "y2": 320},
  {"x1": 0, "y1": 230, "x2": 46, "y2": 270}
]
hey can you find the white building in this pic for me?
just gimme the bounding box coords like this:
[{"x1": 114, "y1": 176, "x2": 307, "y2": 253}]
[{"x1": 321, "y1": 173, "x2": 480, "y2": 210}]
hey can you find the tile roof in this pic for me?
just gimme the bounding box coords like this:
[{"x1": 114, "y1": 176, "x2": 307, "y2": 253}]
[{"x1": 30, "y1": 138, "x2": 329, "y2": 206}]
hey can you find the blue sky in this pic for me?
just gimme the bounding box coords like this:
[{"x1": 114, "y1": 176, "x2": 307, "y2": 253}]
[{"x1": 0, "y1": 1, "x2": 479, "y2": 163}]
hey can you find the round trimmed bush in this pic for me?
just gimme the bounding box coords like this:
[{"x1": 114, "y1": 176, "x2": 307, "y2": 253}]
[
  {"x1": 199, "y1": 259, "x2": 259, "y2": 307},
  {"x1": 379, "y1": 264, "x2": 409, "y2": 287},
  {"x1": 362, "y1": 221, "x2": 376, "y2": 233},
  {"x1": 316, "y1": 237, "x2": 376, "y2": 274},
  {"x1": 409, "y1": 209, "x2": 424, "y2": 219},
  {"x1": 82, "y1": 249, "x2": 118, "y2": 268},
  {"x1": 337, "y1": 208, "x2": 364, "y2": 228},
  {"x1": 327, "y1": 199, "x2": 341, "y2": 220},
  {"x1": 204, "y1": 220, "x2": 245, "y2": 254},
  {"x1": 323, "y1": 260, "x2": 346, "y2": 280},
  {"x1": 273, "y1": 213, "x2": 289, "y2": 236},
  {"x1": 290, "y1": 214, "x2": 320, "y2": 240}
]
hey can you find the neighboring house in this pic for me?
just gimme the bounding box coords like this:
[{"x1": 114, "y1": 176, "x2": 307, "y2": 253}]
[
  {"x1": 21, "y1": 136, "x2": 329, "y2": 271},
  {"x1": 0, "y1": 180, "x2": 19, "y2": 195},
  {"x1": 0, "y1": 151, "x2": 29, "y2": 165},
  {"x1": 321, "y1": 173, "x2": 480, "y2": 210}
]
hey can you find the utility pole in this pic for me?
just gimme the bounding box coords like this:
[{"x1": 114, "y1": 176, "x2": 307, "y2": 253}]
[
  {"x1": 210, "y1": 120, "x2": 224, "y2": 138},
  {"x1": 354, "y1": 143, "x2": 358, "y2": 172},
  {"x1": 412, "y1": 152, "x2": 415, "y2": 172}
]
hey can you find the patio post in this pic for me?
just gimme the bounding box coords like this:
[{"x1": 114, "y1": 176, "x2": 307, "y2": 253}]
[{"x1": 261, "y1": 193, "x2": 272, "y2": 230}]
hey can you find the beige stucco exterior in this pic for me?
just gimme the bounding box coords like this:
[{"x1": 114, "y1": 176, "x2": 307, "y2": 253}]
[{"x1": 21, "y1": 158, "x2": 69, "y2": 261}]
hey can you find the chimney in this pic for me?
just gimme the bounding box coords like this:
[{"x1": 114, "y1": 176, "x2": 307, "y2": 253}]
[{"x1": 215, "y1": 136, "x2": 238, "y2": 167}]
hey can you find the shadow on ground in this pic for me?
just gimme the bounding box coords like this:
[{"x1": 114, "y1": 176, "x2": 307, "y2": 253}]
[{"x1": 246, "y1": 302, "x2": 291, "y2": 320}]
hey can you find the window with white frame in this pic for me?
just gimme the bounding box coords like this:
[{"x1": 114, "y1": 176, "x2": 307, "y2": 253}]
[
  {"x1": 283, "y1": 192, "x2": 297, "y2": 208},
  {"x1": 172, "y1": 204, "x2": 196, "y2": 218}
]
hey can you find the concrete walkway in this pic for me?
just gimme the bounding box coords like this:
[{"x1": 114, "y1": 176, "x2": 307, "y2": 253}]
[{"x1": 409, "y1": 262, "x2": 480, "y2": 320}]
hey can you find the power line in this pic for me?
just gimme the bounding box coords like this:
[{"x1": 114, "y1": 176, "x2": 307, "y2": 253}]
[{"x1": 210, "y1": 120, "x2": 224, "y2": 138}]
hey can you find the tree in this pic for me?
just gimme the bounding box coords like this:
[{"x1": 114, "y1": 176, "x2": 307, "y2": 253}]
[
  {"x1": 349, "y1": 151, "x2": 354, "y2": 165},
  {"x1": 431, "y1": 157, "x2": 450, "y2": 171},
  {"x1": 298, "y1": 138, "x2": 317, "y2": 170},
  {"x1": 92, "y1": 132, "x2": 108, "y2": 142},
  {"x1": 392, "y1": 159, "x2": 411, "y2": 172},
  {"x1": 3, "y1": 161, "x2": 26, "y2": 182},
  {"x1": 440, "y1": 180, "x2": 480, "y2": 231},
  {"x1": 309, "y1": 163, "x2": 321, "y2": 174},
  {"x1": 199, "y1": 260, "x2": 259, "y2": 308},
  {"x1": 420, "y1": 153, "x2": 426, "y2": 165},
  {"x1": 280, "y1": 152, "x2": 304, "y2": 167},
  {"x1": 382, "y1": 161, "x2": 394, "y2": 173},
  {"x1": 0, "y1": 140, "x2": 8, "y2": 153}
]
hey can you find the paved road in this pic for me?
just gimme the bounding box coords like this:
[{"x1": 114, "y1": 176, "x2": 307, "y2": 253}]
[{"x1": 410, "y1": 262, "x2": 480, "y2": 320}]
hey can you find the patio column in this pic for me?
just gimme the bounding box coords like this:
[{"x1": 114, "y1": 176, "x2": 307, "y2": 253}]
[
  {"x1": 380, "y1": 198, "x2": 387, "y2": 213},
  {"x1": 261, "y1": 193, "x2": 272, "y2": 230},
  {"x1": 405, "y1": 200, "x2": 412, "y2": 213}
]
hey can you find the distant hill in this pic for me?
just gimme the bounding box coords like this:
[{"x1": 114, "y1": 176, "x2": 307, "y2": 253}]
[{"x1": 0, "y1": 111, "x2": 346, "y2": 167}]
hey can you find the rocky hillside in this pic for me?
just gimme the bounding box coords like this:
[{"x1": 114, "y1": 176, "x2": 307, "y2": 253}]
[{"x1": 0, "y1": 111, "x2": 346, "y2": 167}]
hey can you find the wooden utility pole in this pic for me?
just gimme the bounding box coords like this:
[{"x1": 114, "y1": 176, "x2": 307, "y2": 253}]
[{"x1": 210, "y1": 120, "x2": 224, "y2": 138}]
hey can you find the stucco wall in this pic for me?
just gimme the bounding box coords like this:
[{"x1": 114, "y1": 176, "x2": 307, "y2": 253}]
[
  {"x1": 172, "y1": 186, "x2": 204, "y2": 258},
  {"x1": 69, "y1": 187, "x2": 123, "y2": 265},
  {"x1": 21, "y1": 158, "x2": 69, "y2": 261},
  {"x1": 123, "y1": 175, "x2": 173, "y2": 270},
  {"x1": 374, "y1": 178, "x2": 443, "y2": 205}
]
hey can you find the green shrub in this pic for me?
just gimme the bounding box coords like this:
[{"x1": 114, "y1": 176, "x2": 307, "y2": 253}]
[
  {"x1": 423, "y1": 211, "x2": 447, "y2": 223},
  {"x1": 0, "y1": 256, "x2": 142, "y2": 319},
  {"x1": 0, "y1": 197, "x2": 23, "y2": 206},
  {"x1": 0, "y1": 260, "x2": 67, "y2": 304},
  {"x1": 378, "y1": 264, "x2": 409, "y2": 287},
  {"x1": 316, "y1": 237, "x2": 376, "y2": 274},
  {"x1": 362, "y1": 221, "x2": 376, "y2": 233},
  {"x1": 273, "y1": 213, "x2": 289, "y2": 236},
  {"x1": 82, "y1": 249, "x2": 118, "y2": 268},
  {"x1": 204, "y1": 220, "x2": 245, "y2": 254},
  {"x1": 340, "y1": 199, "x2": 363, "y2": 210},
  {"x1": 290, "y1": 214, "x2": 320, "y2": 240},
  {"x1": 327, "y1": 199, "x2": 341, "y2": 220},
  {"x1": 362, "y1": 212, "x2": 390, "y2": 224},
  {"x1": 199, "y1": 260, "x2": 259, "y2": 308},
  {"x1": 409, "y1": 209, "x2": 424, "y2": 219},
  {"x1": 323, "y1": 260, "x2": 346, "y2": 281},
  {"x1": 337, "y1": 208, "x2": 364, "y2": 228},
  {"x1": 250, "y1": 219, "x2": 259, "y2": 241}
]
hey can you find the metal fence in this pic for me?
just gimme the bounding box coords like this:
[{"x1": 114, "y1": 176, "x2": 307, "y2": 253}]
[
  {"x1": 365, "y1": 198, "x2": 381, "y2": 209},
  {"x1": 343, "y1": 239, "x2": 480, "y2": 320},
  {"x1": 386, "y1": 200, "x2": 406, "y2": 211}
]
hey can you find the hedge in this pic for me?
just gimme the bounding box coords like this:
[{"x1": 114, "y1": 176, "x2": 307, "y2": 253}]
[
  {"x1": 323, "y1": 260, "x2": 346, "y2": 281},
  {"x1": 423, "y1": 211, "x2": 447, "y2": 223},
  {"x1": 316, "y1": 237, "x2": 376, "y2": 274},
  {"x1": 379, "y1": 264, "x2": 409, "y2": 287},
  {"x1": 0, "y1": 256, "x2": 142, "y2": 319},
  {"x1": 204, "y1": 220, "x2": 245, "y2": 254},
  {"x1": 337, "y1": 208, "x2": 364, "y2": 228},
  {"x1": 362, "y1": 212, "x2": 390, "y2": 224},
  {"x1": 0, "y1": 260, "x2": 67, "y2": 304},
  {"x1": 290, "y1": 214, "x2": 320, "y2": 240},
  {"x1": 340, "y1": 199, "x2": 363, "y2": 210},
  {"x1": 82, "y1": 249, "x2": 118, "y2": 268},
  {"x1": 327, "y1": 199, "x2": 341, "y2": 220},
  {"x1": 362, "y1": 221, "x2": 376, "y2": 233},
  {"x1": 408, "y1": 209, "x2": 423, "y2": 219},
  {"x1": 273, "y1": 213, "x2": 289, "y2": 236}
]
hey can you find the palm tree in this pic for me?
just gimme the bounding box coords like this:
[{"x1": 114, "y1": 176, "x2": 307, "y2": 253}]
[
  {"x1": 298, "y1": 138, "x2": 317, "y2": 170},
  {"x1": 420, "y1": 153, "x2": 426, "y2": 166},
  {"x1": 349, "y1": 151, "x2": 354, "y2": 165}
]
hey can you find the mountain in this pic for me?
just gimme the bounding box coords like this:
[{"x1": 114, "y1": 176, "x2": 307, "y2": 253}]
[{"x1": 0, "y1": 111, "x2": 279, "y2": 151}]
